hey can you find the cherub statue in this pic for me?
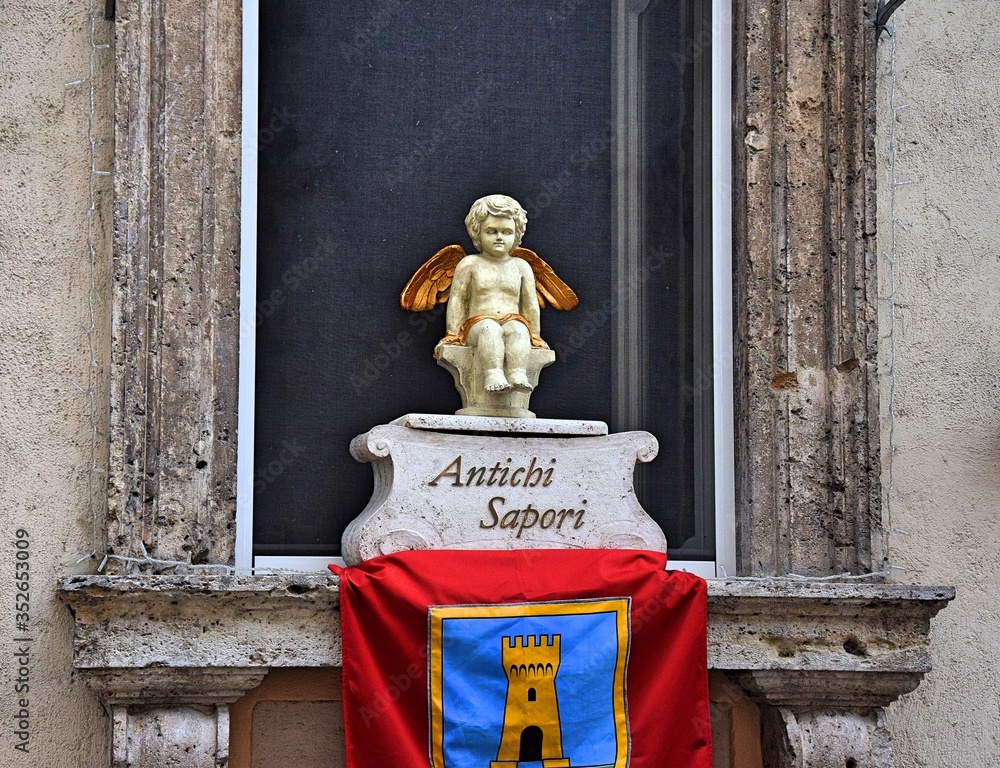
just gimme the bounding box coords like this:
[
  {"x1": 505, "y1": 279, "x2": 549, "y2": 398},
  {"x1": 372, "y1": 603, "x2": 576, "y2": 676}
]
[{"x1": 401, "y1": 194, "x2": 578, "y2": 416}]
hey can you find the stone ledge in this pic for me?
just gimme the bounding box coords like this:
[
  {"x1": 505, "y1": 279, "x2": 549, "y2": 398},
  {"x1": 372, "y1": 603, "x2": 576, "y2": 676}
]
[
  {"x1": 58, "y1": 575, "x2": 953, "y2": 707},
  {"x1": 59, "y1": 573, "x2": 341, "y2": 673},
  {"x1": 60, "y1": 573, "x2": 338, "y2": 603}
]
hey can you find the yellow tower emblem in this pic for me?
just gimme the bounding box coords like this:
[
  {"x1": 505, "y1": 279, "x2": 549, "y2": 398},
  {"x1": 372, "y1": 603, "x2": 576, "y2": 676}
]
[{"x1": 490, "y1": 635, "x2": 571, "y2": 768}]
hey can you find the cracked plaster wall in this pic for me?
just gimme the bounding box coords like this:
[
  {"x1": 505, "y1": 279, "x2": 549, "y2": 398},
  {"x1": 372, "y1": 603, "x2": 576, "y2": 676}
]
[
  {"x1": 877, "y1": 2, "x2": 1000, "y2": 765},
  {"x1": 0, "y1": 0, "x2": 112, "y2": 764}
]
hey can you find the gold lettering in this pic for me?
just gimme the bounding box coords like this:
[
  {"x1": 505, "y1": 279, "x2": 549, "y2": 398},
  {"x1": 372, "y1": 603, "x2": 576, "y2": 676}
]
[
  {"x1": 525, "y1": 457, "x2": 543, "y2": 487},
  {"x1": 541, "y1": 458, "x2": 556, "y2": 487},
  {"x1": 499, "y1": 508, "x2": 520, "y2": 529},
  {"x1": 429, "y1": 456, "x2": 464, "y2": 486},
  {"x1": 516, "y1": 504, "x2": 539, "y2": 538},
  {"x1": 466, "y1": 465, "x2": 488, "y2": 486},
  {"x1": 480, "y1": 496, "x2": 504, "y2": 528},
  {"x1": 501, "y1": 458, "x2": 513, "y2": 485},
  {"x1": 487, "y1": 462, "x2": 503, "y2": 485}
]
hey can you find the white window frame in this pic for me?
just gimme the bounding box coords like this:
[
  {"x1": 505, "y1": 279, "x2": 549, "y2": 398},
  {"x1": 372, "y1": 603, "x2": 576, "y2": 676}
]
[{"x1": 235, "y1": 0, "x2": 735, "y2": 579}]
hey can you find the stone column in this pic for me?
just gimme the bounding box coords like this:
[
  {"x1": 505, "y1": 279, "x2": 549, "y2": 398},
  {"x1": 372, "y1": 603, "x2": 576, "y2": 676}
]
[
  {"x1": 108, "y1": 0, "x2": 242, "y2": 568},
  {"x1": 735, "y1": 0, "x2": 881, "y2": 576}
]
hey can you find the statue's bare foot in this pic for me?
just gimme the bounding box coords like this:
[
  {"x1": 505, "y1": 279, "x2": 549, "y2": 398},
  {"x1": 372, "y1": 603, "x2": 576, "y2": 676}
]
[
  {"x1": 484, "y1": 369, "x2": 510, "y2": 392},
  {"x1": 507, "y1": 368, "x2": 533, "y2": 392}
]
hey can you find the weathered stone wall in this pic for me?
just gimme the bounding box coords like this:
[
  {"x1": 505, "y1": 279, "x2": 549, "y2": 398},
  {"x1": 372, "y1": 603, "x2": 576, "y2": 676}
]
[
  {"x1": 877, "y1": 2, "x2": 1000, "y2": 765},
  {"x1": 0, "y1": 0, "x2": 112, "y2": 764}
]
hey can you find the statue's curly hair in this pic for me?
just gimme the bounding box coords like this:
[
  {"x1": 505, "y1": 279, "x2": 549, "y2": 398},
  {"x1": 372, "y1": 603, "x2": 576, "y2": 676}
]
[{"x1": 465, "y1": 194, "x2": 528, "y2": 251}]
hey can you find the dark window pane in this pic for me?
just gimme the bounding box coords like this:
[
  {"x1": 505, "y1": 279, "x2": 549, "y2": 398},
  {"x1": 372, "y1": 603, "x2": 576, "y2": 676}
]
[
  {"x1": 253, "y1": 0, "x2": 715, "y2": 560},
  {"x1": 636, "y1": 0, "x2": 716, "y2": 558}
]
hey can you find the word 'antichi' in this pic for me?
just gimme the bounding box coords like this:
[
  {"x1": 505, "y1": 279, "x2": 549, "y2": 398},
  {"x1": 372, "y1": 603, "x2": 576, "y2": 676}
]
[
  {"x1": 428, "y1": 455, "x2": 556, "y2": 488},
  {"x1": 427, "y1": 455, "x2": 586, "y2": 536}
]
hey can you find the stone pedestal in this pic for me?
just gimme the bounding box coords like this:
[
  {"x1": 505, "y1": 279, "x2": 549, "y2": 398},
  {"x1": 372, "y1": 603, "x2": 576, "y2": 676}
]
[
  {"x1": 436, "y1": 344, "x2": 555, "y2": 417},
  {"x1": 342, "y1": 414, "x2": 665, "y2": 564}
]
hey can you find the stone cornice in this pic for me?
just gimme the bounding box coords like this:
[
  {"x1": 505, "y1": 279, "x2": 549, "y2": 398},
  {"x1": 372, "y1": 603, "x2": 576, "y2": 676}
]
[
  {"x1": 58, "y1": 575, "x2": 952, "y2": 707},
  {"x1": 85, "y1": 667, "x2": 268, "y2": 706}
]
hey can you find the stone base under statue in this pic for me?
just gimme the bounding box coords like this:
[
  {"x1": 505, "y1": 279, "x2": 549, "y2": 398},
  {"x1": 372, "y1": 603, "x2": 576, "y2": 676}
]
[
  {"x1": 342, "y1": 414, "x2": 666, "y2": 565},
  {"x1": 436, "y1": 344, "x2": 555, "y2": 418}
]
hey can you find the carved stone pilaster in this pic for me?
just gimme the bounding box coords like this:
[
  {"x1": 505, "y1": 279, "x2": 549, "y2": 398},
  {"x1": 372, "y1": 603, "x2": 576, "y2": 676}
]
[
  {"x1": 108, "y1": 0, "x2": 242, "y2": 568},
  {"x1": 110, "y1": 705, "x2": 232, "y2": 768},
  {"x1": 735, "y1": 0, "x2": 881, "y2": 576}
]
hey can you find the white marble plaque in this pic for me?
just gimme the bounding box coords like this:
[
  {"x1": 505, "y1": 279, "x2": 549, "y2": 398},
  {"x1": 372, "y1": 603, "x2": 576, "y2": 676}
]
[{"x1": 342, "y1": 421, "x2": 666, "y2": 564}]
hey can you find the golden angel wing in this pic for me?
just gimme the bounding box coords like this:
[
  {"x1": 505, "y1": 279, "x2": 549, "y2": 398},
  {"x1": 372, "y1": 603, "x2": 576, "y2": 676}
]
[
  {"x1": 512, "y1": 247, "x2": 579, "y2": 310},
  {"x1": 400, "y1": 244, "x2": 466, "y2": 312}
]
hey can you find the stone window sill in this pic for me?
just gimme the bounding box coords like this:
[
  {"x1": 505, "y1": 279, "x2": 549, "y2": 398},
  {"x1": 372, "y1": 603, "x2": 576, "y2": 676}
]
[{"x1": 58, "y1": 574, "x2": 952, "y2": 709}]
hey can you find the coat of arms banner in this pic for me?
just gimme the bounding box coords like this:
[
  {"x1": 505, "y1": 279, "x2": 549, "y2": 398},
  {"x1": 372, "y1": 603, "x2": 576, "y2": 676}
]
[{"x1": 331, "y1": 549, "x2": 711, "y2": 768}]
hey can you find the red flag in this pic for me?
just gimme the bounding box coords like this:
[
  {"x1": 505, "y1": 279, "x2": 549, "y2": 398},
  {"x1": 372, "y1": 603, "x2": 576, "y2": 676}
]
[{"x1": 332, "y1": 549, "x2": 711, "y2": 768}]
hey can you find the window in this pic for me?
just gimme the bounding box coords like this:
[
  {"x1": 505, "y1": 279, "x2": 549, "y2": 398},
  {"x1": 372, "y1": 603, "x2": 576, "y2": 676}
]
[{"x1": 237, "y1": 0, "x2": 734, "y2": 577}]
